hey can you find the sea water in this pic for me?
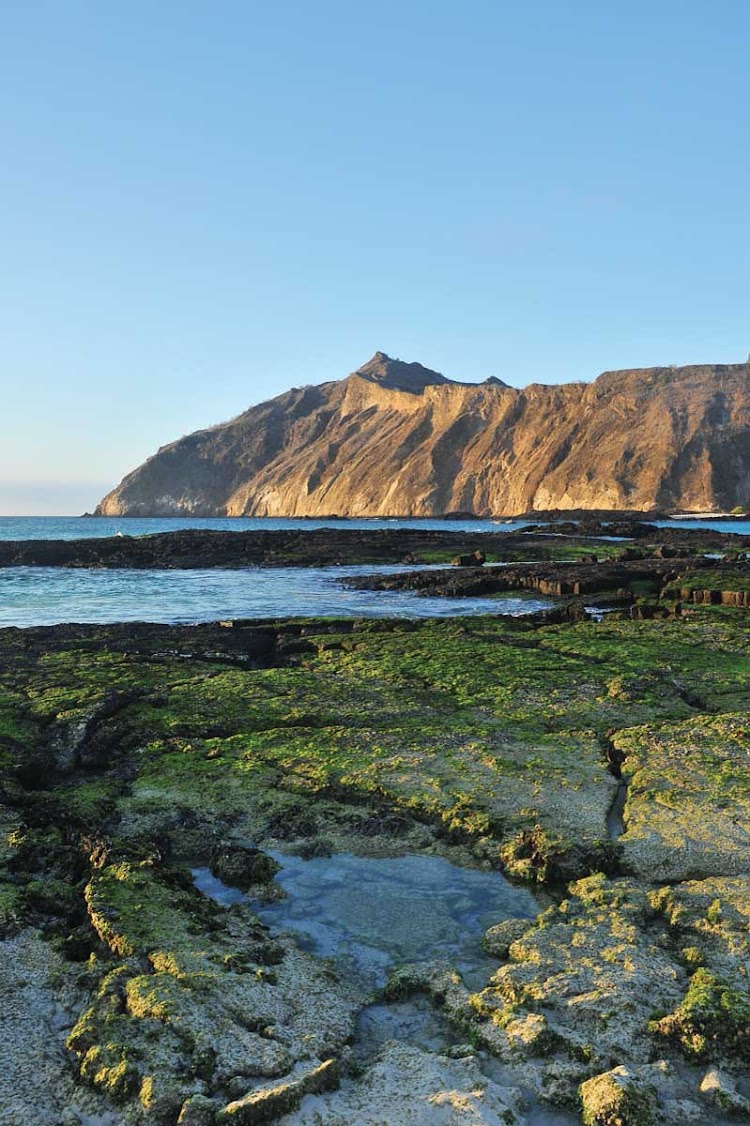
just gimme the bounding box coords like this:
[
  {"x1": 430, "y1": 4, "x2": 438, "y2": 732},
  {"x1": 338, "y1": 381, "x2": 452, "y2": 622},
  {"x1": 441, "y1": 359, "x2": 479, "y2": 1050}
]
[
  {"x1": 0, "y1": 515, "x2": 531, "y2": 540},
  {"x1": 193, "y1": 850, "x2": 538, "y2": 991},
  {"x1": 0, "y1": 563, "x2": 551, "y2": 627}
]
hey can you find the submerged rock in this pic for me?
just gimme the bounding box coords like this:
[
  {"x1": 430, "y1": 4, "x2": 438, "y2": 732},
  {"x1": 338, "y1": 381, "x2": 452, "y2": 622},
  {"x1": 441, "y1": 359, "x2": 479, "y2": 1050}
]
[{"x1": 211, "y1": 839, "x2": 281, "y2": 890}]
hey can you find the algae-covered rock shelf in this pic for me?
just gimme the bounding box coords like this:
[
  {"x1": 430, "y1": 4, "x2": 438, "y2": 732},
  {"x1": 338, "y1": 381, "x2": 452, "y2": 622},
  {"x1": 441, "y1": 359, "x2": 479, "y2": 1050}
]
[{"x1": 2, "y1": 607, "x2": 750, "y2": 1123}]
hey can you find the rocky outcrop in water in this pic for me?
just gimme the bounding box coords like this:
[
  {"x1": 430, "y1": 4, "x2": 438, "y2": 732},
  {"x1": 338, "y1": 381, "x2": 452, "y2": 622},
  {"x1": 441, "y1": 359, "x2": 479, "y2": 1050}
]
[{"x1": 96, "y1": 352, "x2": 750, "y2": 517}]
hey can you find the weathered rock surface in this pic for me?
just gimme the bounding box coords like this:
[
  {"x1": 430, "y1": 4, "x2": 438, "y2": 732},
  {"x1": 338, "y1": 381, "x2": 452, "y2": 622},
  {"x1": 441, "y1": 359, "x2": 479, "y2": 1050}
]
[
  {"x1": 96, "y1": 352, "x2": 750, "y2": 517},
  {"x1": 280, "y1": 1042, "x2": 524, "y2": 1125},
  {"x1": 615, "y1": 716, "x2": 750, "y2": 881},
  {"x1": 217, "y1": 1058, "x2": 339, "y2": 1123},
  {"x1": 0, "y1": 930, "x2": 117, "y2": 1126},
  {"x1": 579, "y1": 1064, "x2": 657, "y2": 1125},
  {"x1": 5, "y1": 603, "x2": 750, "y2": 1124}
]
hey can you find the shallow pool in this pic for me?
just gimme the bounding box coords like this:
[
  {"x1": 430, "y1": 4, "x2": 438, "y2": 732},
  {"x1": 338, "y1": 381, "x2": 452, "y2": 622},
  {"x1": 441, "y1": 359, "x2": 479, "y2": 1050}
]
[{"x1": 193, "y1": 850, "x2": 538, "y2": 990}]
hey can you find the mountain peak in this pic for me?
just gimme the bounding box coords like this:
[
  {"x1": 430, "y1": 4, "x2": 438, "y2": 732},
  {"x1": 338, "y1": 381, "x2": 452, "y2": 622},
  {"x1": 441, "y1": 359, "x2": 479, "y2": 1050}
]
[{"x1": 354, "y1": 352, "x2": 450, "y2": 392}]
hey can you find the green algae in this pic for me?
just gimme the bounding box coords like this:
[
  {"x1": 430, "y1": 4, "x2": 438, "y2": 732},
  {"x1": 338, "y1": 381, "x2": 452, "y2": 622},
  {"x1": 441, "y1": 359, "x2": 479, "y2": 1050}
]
[
  {"x1": 4, "y1": 613, "x2": 750, "y2": 1117},
  {"x1": 0, "y1": 880, "x2": 21, "y2": 932},
  {"x1": 85, "y1": 861, "x2": 215, "y2": 958},
  {"x1": 650, "y1": 967, "x2": 750, "y2": 1060},
  {"x1": 579, "y1": 1068, "x2": 656, "y2": 1126},
  {"x1": 612, "y1": 714, "x2": 750, "y2": 880},
  {"x1": 5, "y1": 614, "x2": 750, "y2": 893},
  {"x1": 411, "y1": 540, "x2": 626, "y2": 565},
  {"x1": 665, "y1": 568, "x2": 750, "y2": 594},
  {"x1": 78, "y1": 1040, "x2": 140, "y2": 1102}
]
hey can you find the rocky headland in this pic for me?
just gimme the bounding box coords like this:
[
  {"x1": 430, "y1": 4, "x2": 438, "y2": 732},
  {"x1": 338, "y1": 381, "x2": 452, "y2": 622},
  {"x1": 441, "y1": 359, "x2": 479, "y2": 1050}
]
[{"x1": 96, "y1": 352, "x2": 750, "y2": 518}]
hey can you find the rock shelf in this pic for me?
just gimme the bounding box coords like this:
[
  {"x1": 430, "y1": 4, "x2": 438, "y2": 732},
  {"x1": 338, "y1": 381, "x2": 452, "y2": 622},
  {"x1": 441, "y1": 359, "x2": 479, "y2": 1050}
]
[
  {"x1": 0, "y1": 518, "x2": 741, "y2": 569},
  {"x1": 3, "y1": 533, "x2": 750, "y2": 1123}
]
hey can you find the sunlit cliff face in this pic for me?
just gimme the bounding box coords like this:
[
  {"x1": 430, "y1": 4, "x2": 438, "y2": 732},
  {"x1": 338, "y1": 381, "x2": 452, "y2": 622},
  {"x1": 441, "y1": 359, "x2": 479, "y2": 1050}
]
[{"x1": 96, "y1": 355, "x2": 750, "y2": 518}]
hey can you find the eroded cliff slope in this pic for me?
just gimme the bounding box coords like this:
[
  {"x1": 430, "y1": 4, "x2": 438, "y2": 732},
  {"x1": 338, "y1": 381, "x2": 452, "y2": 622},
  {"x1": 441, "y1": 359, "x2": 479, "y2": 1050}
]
[{"x1": 96, "y1": 352, "x2": 750, "y2": 516}]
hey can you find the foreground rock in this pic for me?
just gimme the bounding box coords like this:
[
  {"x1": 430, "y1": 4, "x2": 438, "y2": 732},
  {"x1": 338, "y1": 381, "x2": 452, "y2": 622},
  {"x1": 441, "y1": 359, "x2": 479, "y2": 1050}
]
[
  {"x1": 0, "y1": 930, "x2": 117, "y2": 1125},
  {"x1": 2, "y1": 611, "x2": 750, "y2": 1122},
  {"x1": 579, "y1": 1066, "x2": 657, "y2": 1126},
  {"x1": 281, "y1": 1042, "x2": 524, "y2": 1125},
  {"x1": 218, "y1": 1059, "x2": 339, "y2": 1123}
]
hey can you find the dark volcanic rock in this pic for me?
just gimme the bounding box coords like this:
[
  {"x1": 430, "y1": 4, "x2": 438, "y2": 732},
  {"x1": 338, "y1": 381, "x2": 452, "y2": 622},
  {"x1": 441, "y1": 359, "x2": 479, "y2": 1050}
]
[
  {"x1": 0, "y1": 528, "x2": 513, "y2": 569},
  {"x1": 211, "y1": 840, "x2": 281, "y2": 888},
  {"x1": 0, "y1": 522, "x2": 740, "y2": 571},
  {"x1": 344, "y1": 557, "x2": 710, "y2": 601}
]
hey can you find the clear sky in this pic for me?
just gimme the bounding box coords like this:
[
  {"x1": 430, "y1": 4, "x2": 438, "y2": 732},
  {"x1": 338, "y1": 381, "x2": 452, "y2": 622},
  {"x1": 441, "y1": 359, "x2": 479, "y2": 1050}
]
[{"x1": 1, "y1": 1, "x2": 749, "y2": 514}]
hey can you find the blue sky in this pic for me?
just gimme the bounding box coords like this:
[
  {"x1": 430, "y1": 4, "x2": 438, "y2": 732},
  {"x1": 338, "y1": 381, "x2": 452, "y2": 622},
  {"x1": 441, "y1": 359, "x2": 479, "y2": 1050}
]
[{"x1": 1, "y1": 1, "x2": 749, "y2": 514}]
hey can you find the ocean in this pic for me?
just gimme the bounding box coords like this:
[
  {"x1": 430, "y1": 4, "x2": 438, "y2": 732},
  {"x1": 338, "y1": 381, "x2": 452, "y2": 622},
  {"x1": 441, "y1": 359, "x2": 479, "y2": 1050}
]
[{"x1": 0, "y1": 515, "x2": 530, "y2": 541}]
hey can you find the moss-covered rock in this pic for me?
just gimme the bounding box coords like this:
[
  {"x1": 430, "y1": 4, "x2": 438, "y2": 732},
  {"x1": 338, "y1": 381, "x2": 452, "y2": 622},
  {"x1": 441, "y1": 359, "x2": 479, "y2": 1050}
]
[
  {"x1": 615, "y1": 715, "x2": 750, "y2": 881},
  {"x1": 5, "y1": 610, "x2": 750, "y2": 1120},
  {"x1": 178, "y1": 1094, "x2": 222, "y2": 1125},
  {"x1": 482, "y1": 916, "x2": 531, "y2": 958},
  {"x1": 210, "y1": 839, "x2": 280, "y2": 889},
  {"x1": 650, "y1": 967, "x2": 750, "y2": 1061},
  {"x1": 216, "y1": 1058, "x2": 339, "y2": 1123},
  {"x1": 580, "y1": 1065, "x2": 657, "y2": 1126},
  {"x1": 78, "y1": 1041, "x2": 140, "y2": 1103}
]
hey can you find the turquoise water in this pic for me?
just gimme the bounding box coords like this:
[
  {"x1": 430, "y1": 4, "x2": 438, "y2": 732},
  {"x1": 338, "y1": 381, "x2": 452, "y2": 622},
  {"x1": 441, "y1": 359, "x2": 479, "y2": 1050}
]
[
  {"x1": 1, "y1": 513, "x2": 740, "y2": 628},
  {"x1": 0, "y1": 564, "x2": 550, "y2": 627},
  {"x1": 653, "y1": 517, "x2": 750, "y2": 534},
  {"x1": 192, "y1": 855, "x2": 580, "y2": 1126}
]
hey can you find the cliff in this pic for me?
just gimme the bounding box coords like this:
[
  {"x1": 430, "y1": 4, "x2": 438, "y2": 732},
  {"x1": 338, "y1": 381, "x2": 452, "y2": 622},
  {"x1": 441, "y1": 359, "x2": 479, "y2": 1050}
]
[{"x1": 96, "y1": 352, "x2": 750, "y2": 517}]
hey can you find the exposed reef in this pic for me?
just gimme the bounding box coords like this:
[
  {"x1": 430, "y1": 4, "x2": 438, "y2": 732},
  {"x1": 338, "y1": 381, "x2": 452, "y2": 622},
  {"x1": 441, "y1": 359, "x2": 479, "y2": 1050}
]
[
  {"x1": 3, "y1": 578, "x2": 750, "y2": 1122},
  {"x1": 0, "y1": 517, "x2": 742, "y2": 570}
]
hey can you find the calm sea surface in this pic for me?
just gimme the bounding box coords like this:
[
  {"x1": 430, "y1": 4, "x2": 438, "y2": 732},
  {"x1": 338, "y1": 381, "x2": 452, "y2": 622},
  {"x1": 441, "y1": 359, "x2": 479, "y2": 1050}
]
[
  {"x1": 0, "y1": 515, "x2": 529, "y2": 540},
  {"x1": 0, "y1": 518, "x2": 537, "y2": 627}
]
